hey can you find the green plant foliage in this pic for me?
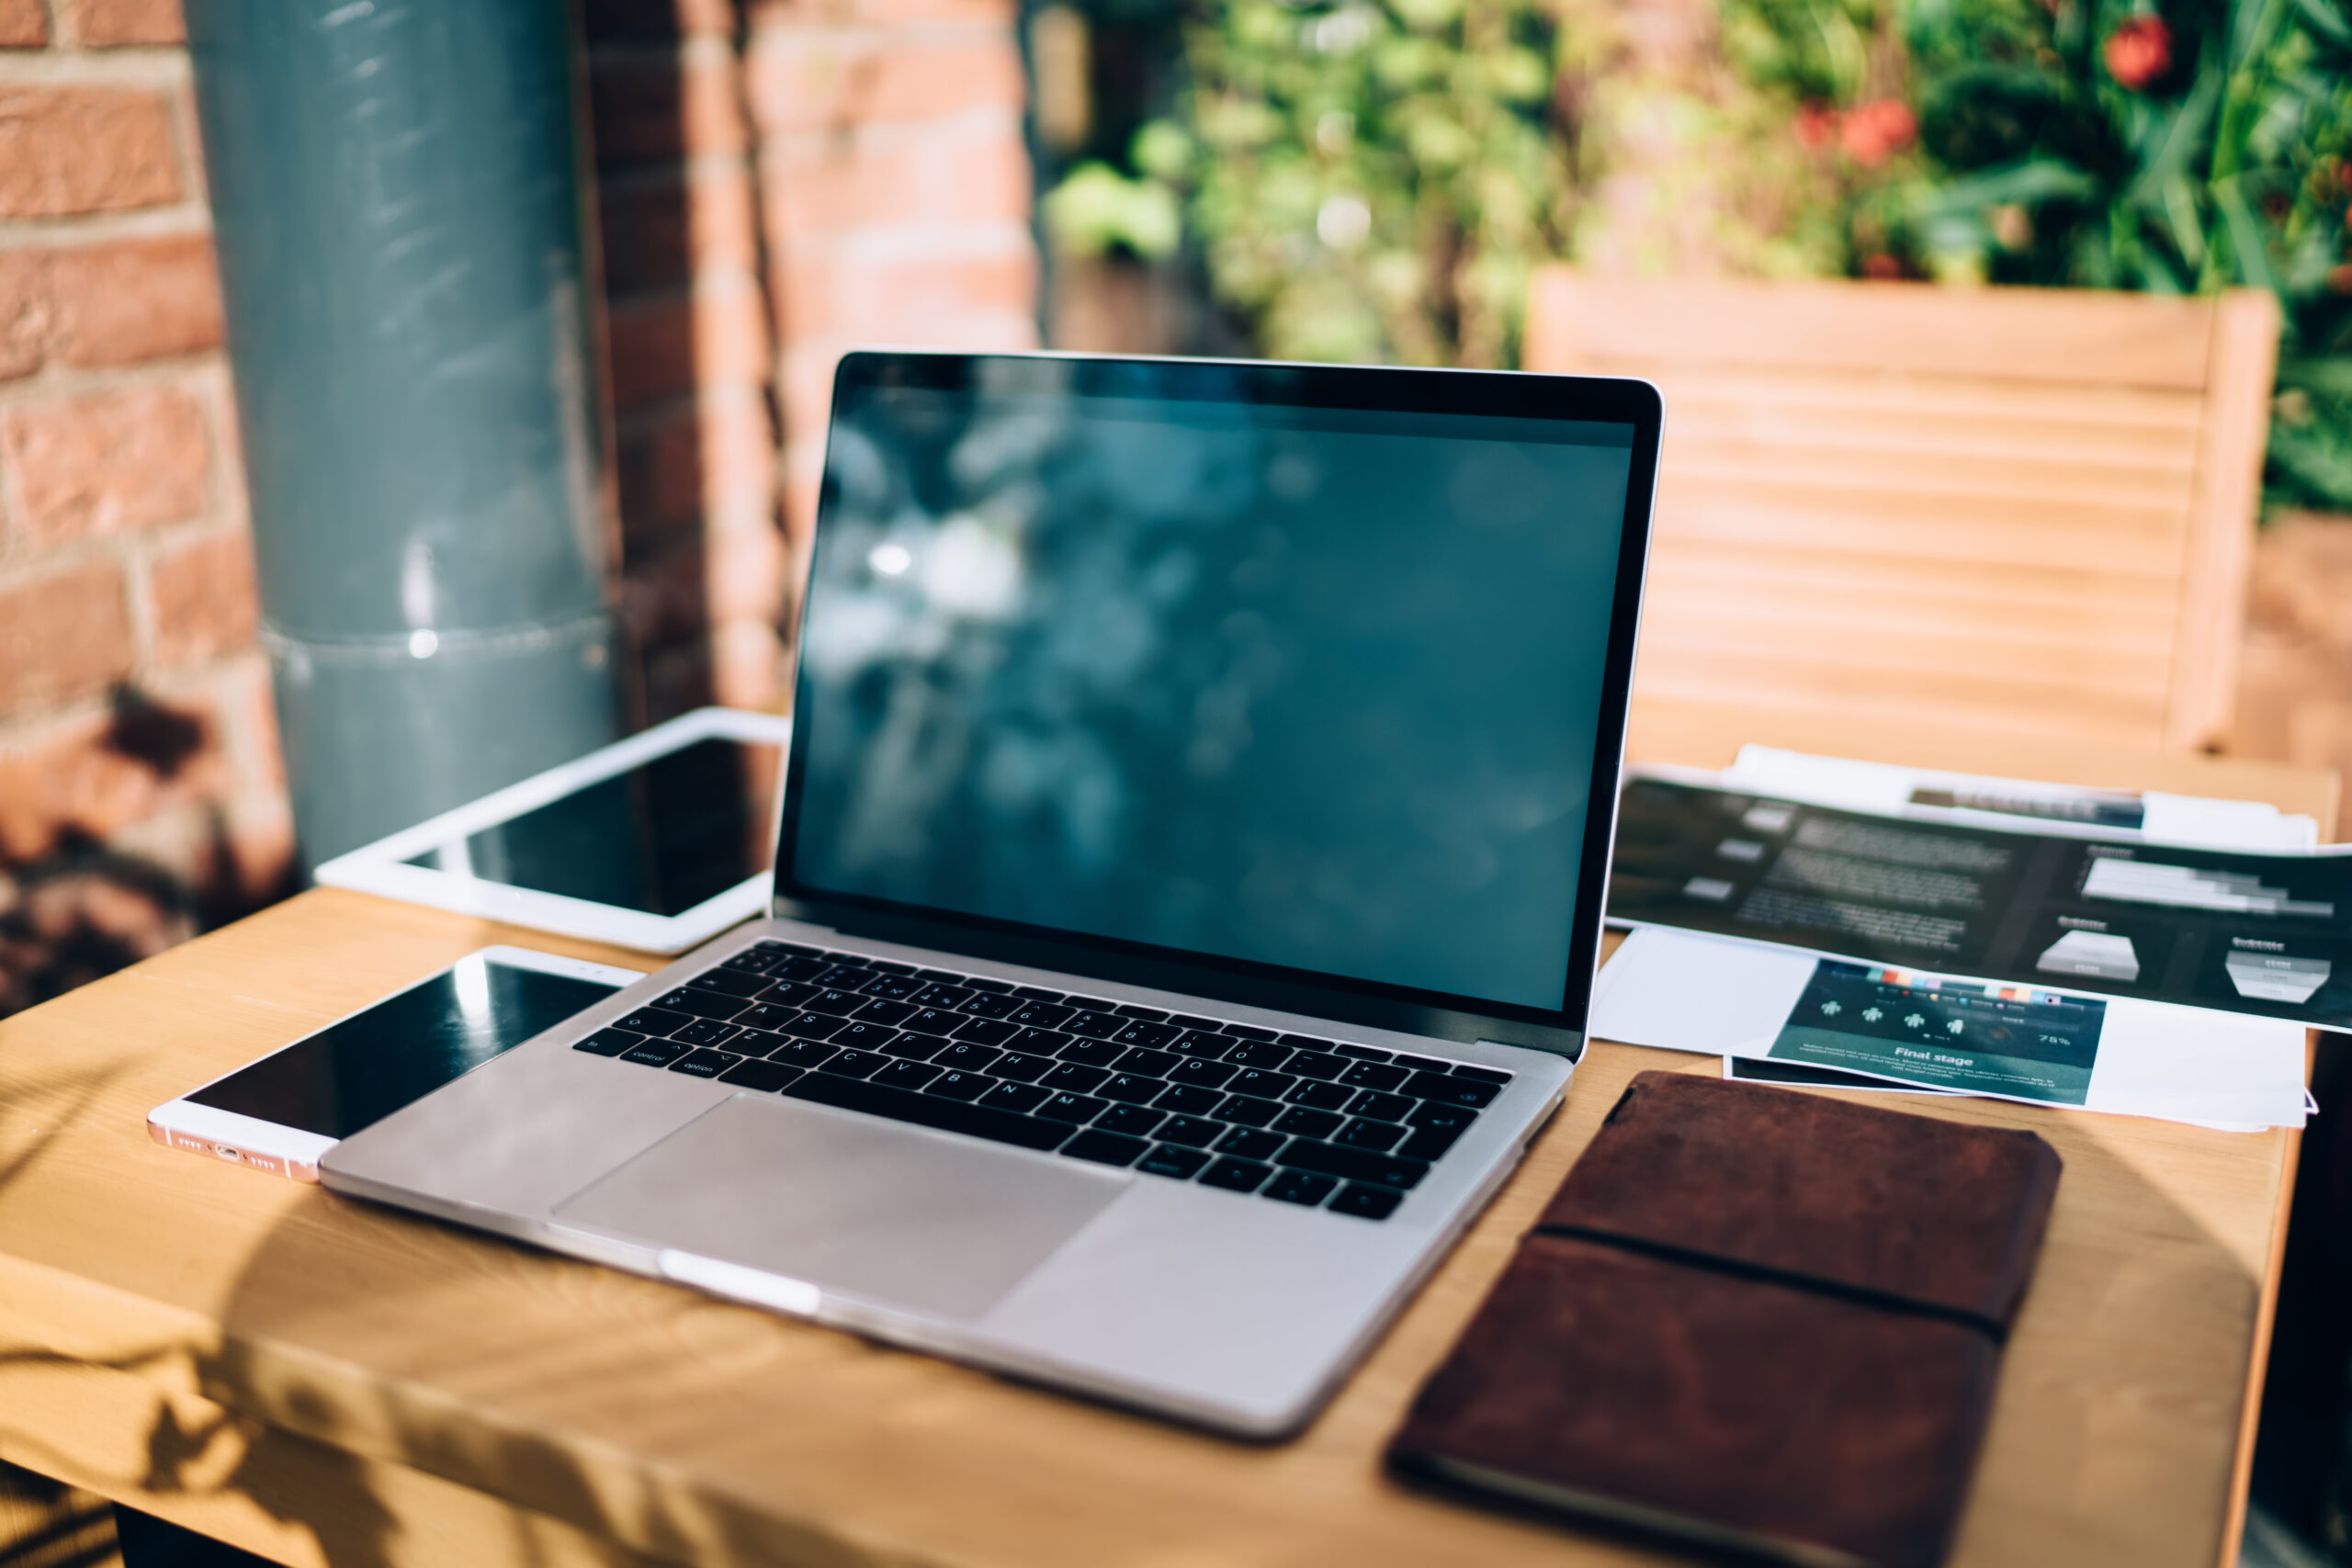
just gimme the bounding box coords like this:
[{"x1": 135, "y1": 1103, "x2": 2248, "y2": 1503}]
[
  {"x1": 1043, "y1": 0, "x2": 1577, "y2": 367},
  {"x1": 1719, "y1": 0, "x2": 2352, "y2": 509}
]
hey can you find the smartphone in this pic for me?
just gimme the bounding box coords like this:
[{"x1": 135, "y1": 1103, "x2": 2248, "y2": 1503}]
[{"x1": 148, "y1": 945, "x2": 646, "y2": 1180}]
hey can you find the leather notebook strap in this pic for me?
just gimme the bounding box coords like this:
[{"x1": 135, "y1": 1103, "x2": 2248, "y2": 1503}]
[{"x1": 1533, "y1": 1222, "x2": 2012, "y2": 1343}]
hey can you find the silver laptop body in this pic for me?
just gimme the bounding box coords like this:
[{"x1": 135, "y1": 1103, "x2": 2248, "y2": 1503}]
[{"x1": 324, "y1": 352, "x2": 1662, "y2": 1438}]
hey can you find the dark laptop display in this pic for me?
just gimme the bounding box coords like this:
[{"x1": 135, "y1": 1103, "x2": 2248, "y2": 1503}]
[{"x1": 777, "y1": 355, "x2": 1657, "y2": 1049}]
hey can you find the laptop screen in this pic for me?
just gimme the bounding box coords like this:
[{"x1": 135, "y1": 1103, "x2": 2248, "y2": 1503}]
[{"x1": 777, "y1": 355, "x2": 1655, "y2": 1043}]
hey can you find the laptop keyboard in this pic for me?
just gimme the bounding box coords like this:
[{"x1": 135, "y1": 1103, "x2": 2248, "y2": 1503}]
[{"x1": 571, "y1": 940, "x2": 1515, "y2": 1223}]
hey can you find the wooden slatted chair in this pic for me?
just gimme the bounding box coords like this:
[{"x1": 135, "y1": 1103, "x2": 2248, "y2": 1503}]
[{"x1": 1525, "y1": 269, "x2": 2281, "y2": 751}]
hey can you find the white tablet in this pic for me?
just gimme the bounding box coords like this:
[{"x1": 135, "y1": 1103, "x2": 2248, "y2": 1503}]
[{"x1": 314, "y1": 706, "x2": 794, "y2": 952}]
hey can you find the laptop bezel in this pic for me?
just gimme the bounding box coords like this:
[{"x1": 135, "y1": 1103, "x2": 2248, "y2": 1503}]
[{"x1": 767, "y1": 350, "x2": 1660, "y2": 1056}]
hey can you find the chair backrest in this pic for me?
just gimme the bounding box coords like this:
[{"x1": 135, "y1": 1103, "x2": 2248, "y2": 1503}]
[{"x1": 1526, "y1": 269, "x2": 2280, "y2": 752}]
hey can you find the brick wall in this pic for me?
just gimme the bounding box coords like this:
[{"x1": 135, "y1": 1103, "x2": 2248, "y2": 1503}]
[{"x1": 0, "y1": 0, "x2": 289, "y2": 1012}]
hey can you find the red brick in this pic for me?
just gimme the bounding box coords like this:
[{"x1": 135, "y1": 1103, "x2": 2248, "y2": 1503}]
[
  {"x1": 49, "y1": 234, "x2": 224, "y2": 367},
  {"x1": 605, "y1": 278, "x2": 771, "y2": 412},
  {"x1": 0, "y1": 560, "x2": 133, "y2": 714},
  {"x1": 748, "y1": 0, "x2": 1012, "y2": 29},
  {"x1": 1, "y1": 384, "x2": 209, "y2": 543},
  {"x1": 66, "y1": 0, "x2": 186, "y2": 45},
  {"x1": 0, "y1": 87, "x2": 181, "y2": 219},
  {"x1": 146, "y1": 525, "x2": 259, "y2": 666},
  {"x1": 621, "y1": 536, "x2": 712, "y2": 649},
  {"x1": 744, "y1": 32, "x2": 1023, "y2": 136},
  {"x1": 0, "y1": 249, "x2": 50, "y2": 379},
  {"x1": 582, "y1": 0, "x2": 738, "y2": 40},
  {"x1": 599, "y1": 165, "x2": 760, "y2": 295},
  {"x1": 616, "y1": 394, "x2": 777, "y2": 543},
  {"x1": 760, "y1": 118, "x2": 1027, "y2": 239},
  {"x1": 769, "y1": 236, "x2": 1034, "y2": 345},
  {"x1": 0, "y1": 0, "x2": 46, "y2": 48},
  {"x1": 589, "y1": 50, "x2": 748, "y2": 164}
]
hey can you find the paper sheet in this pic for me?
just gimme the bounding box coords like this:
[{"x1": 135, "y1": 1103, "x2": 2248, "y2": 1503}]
[{"x1": 1593, "y1": 926, "x2": 2310, "y2": 1131}]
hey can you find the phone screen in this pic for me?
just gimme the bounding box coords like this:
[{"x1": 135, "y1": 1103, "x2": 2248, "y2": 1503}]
[
  {"x1": 188, "y1": 955, "x2": 626, "y2": 1138},
  {"x1": 400, "y1": 737, "x2": 781, "y2": 915}
]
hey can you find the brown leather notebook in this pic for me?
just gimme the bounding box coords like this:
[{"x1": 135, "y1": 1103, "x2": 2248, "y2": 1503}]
[{"x1": 1388, "y1": 1071, "x2": 2062, "y2": 1568}]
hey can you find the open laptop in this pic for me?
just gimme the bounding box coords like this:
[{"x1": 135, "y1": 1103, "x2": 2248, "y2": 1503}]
[{"x1": 322, "y1": 351, "x2": 1661, "y2": 1438}]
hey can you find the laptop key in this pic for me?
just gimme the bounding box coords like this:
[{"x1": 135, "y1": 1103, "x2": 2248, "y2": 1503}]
[
  {"x1": 1331, "y1": 1043, "x2": 1394, "y2": 1061},
  {"x1": 852, "y1": 998, "x2": 916, "y2": 1026},
  {"x1": 1005, "y1": 1001, "x2": 1073, "y2": 1029},
  {"x1": 1169, "y1": 1057, "x2": 1238, "y2": 1090},
  {"x1": 820, "y1": 1048, "x2": 890, "y2": 1079},
  {"x1": 574, "y1": 1028, "x2": 643, "y2": 1056},
  {"x1": 1336, "y1": 1118, "x2": 1409, "y2": 1152},
  {"x1": 658, "y1": 987, "x2": 750, "y2": 1021},
  {"x1": 866, "y1": 960, "x2": 916, "y2": 976},
  {"x1": 828, "y1": 1021, "x2": 899, "y2": 1053},
  {"x1": 1284, "y1": 1079, "x2": 1354, "y2": 1111},
  {"x1": 1337, "y1": 1061, "x2": 1410, "y2": 1092},
  {"x1": 1401, "y1": 1070, "x2": 1500, "y2": 1108},
  {"x1": 1096, "y1": 1102, "x2": 1167, "y2": 1137},
  {"x1": 859, "y1": 973, "x2": 924, "y2": 1001},
  {"x1": 786, "y1": 1071, "x2": 1071, "y2": 1152},
  {"x1": 978, "y1": 1081, "x2": 1050, "y2": 1114},
  {"x1": 771, "y1": 955, "x2": 831, "y2": 983},
  {"x1": 1214, "y1": 1094, "x2": 1283, "y2": 1128},
  {"x1": 1037, "y1": 1091, "x2": 1110, "y2": 1124},
  {"x1": 1273, "y1": 1139, "x2": 1430, "y2": 1191},
  {"x1": 1216, "y1": 1126, "x2": 1283, "y2": 1160},
  {"x1": 1042, "y1": 1062, "x2": 1110, "y2": 1095},
  {"x1": 880, "y1": 1031, "x2": 948, "y2": 1060},
  {"x1": 1114, "y1": 1046, "x2": 1181, "y2": 1076},
  {"x1": 813, "y1": 964, "x2": 870, "y2": 988},
  {"x1": 805, "y1": 988, "x2": 868, "y2": 1018},
  {"x1": 672, "y1": 1018, "x2": 741, "y2": 1048},
  {"x1": 770, "y1": 1039, "x2": 842, "y2": 1069},
  {"x1": 1063, "y1": 1129, "x2": 1148, "y2": 1168},
  {"x1": 1348, "y1": 1089, "x2": 1417, "y2": 1122},
  {"x1": 1011, "y1": 986, "x2": 1066, "y2": 1002},
  {"x1": 1221, "y1": 1040, "x2": 1294, "y2": 1071},
  {"x1": 733, "y1": 1003, "x2": 804, "y2": 1033},
  {"x1": 620, "y1": 1040, "x2": 692, "y2": 1068},
  {"x1": 719, "y1": 945, "x2": 785, "y2": 975},
  {"x1": 1270, "y1": 1105, "x2": 1343, "y2": 1139},
  {"x1": 952, "y1": 1017, "x2": 1019, "y2": 1046},
  {"x1": 1112, "y1": 1004, "x2": 1169, "y2": 1021},
  {"x1": 616, "y1": 1006, "x2": 692, "y2": 1036},
  {"x1": 1397, "y1": 1122, "x2": 1466, "y2": 1162},
  {"x1": 1282, "y1": 1050, "x2": 1347, "y2": 1081},
  {"x1": 1262, "y1": 1170, "x2": 1339, "y2": 1207},
  {"x1": 925, "y1": 1069, "x2": 993, "y2": 1101},
  {"x1": 670, "y1": 1048, "x2": 742, "y2": 1079},
  {"x1": 1277, "y1": 1033, "x2": 1338, "y2": 1053},
  {"x1": 1155, "y1": 1083, "x2": 1225, "y2": 1116},
  {"x1": 989, "y1": 1051, "x2": 1057, "y2": 1083},
  {"x1": 963, "y1": 977, "x2": 1014, "y2": 993},
  {"x1": 754, "y1": 979, "x2": 820, "y2": 1010},
  {"x1": 898, "y1": 1007, "x2": 964, "y2": 1035},
  {"x1": 695, "y1": 969, "x2": 770, "y2": 999},
  {"x1": 1053, "y1": 1036, "x2": 1123, "y2": 1068},
  {"x1": 872, "y1": 1058, "x2": 943, "y2": 1091},
  {"x1": 1007, "y1": 1025, "x2": 1073, "y2": 1055},
  {"x1": 1329, "y1": 1183, "x2": 1404, "y2": 1220},
  {"x1": 930, "y1": 1041, "x2": 1003, "y2": 1074},
  {"x1": 1061, "y1": 1010, "x2": 1125, "y2": 1040},
  {"x1": 1408, "y1": 1101, "x2": 1476, "y2": 1133},
  {"x1": 1154, "y1": 1114, "x2": 1223, "y2": 1147},
  {"x1": 959, "y1": 992, "x2": 1023, "y2": 1020},
  {"x1": 772, "y1": 1010, "x2": 847, "y2": 1040},
  {"x1": 1227, "y1": 1068, "x2": 1296, "y2": 1100},
  {"x1": 1136, "y1": 1143, "x2": 1213, "y2": 1179},
  {"x1": 717, "y1": 1057, "x2": 801, "y2": 1093},
  {"x1": 1453, "y1": 1064, "x2": 1513, "y2": 1087},
  {"x1": 1097, "y1": 1073, "x2": 1162, "y2": 1105},
  {"x1": 1109, "y1": 1020, "x2": 1181, "y2": 1050},
  {"x1": 911, "y1": 983, "x2": 974, "y2": 1009},
  {"x1": 1198, "y1": 1158, "x2": 1273, "y2": 1194},
  {"x1": 1168, "y1": 1030, "x2": 1232, "y2": 1057}
]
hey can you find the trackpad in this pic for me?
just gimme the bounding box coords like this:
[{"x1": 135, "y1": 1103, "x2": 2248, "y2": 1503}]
[{"x1": 552, "y1": 1094, "x2": 1129, "y2": 1320}]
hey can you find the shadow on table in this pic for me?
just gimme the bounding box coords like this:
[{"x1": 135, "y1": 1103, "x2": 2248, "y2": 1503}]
[{"x1": 142, "y1": 1091, "x2": 2282, "y2": 1568}]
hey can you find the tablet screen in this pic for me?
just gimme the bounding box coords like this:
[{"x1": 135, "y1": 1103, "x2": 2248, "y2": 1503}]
[
  {"x1": 401, "y1": 737, "x2": 780, "y2": 915},
  {"x1": 189, "y1": 954, "x2": 625, "y2": 1138}
]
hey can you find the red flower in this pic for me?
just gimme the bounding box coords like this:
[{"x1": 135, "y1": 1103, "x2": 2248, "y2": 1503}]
[
  {"x1": 2105, "y1": 17, "x2": 2172, "y2": 92},
  {"x1": 1794, "y1": 105, "x2": 1838, "y2": 151},
  {"x1": 1840, "y1": 100, "x2": 1917, "y2": 167},
  {"x1": 1860, "y1": 253, "x2": 1906, "y2": 280}
]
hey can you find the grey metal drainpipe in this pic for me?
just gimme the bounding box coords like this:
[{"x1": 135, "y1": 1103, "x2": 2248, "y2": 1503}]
[{"x1": 186, "y1": 0, "x2": 623, "y2": 868}]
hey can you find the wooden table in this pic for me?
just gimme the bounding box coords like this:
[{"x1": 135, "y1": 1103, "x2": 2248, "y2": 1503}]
[{"x1": 0, "y1": 701, "x2": 2334, "y2": 1568}]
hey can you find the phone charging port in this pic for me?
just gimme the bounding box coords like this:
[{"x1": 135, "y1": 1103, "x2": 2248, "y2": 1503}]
[{"x1": 212, "y1": 1145, "x2": 243, "y2": 1161}]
